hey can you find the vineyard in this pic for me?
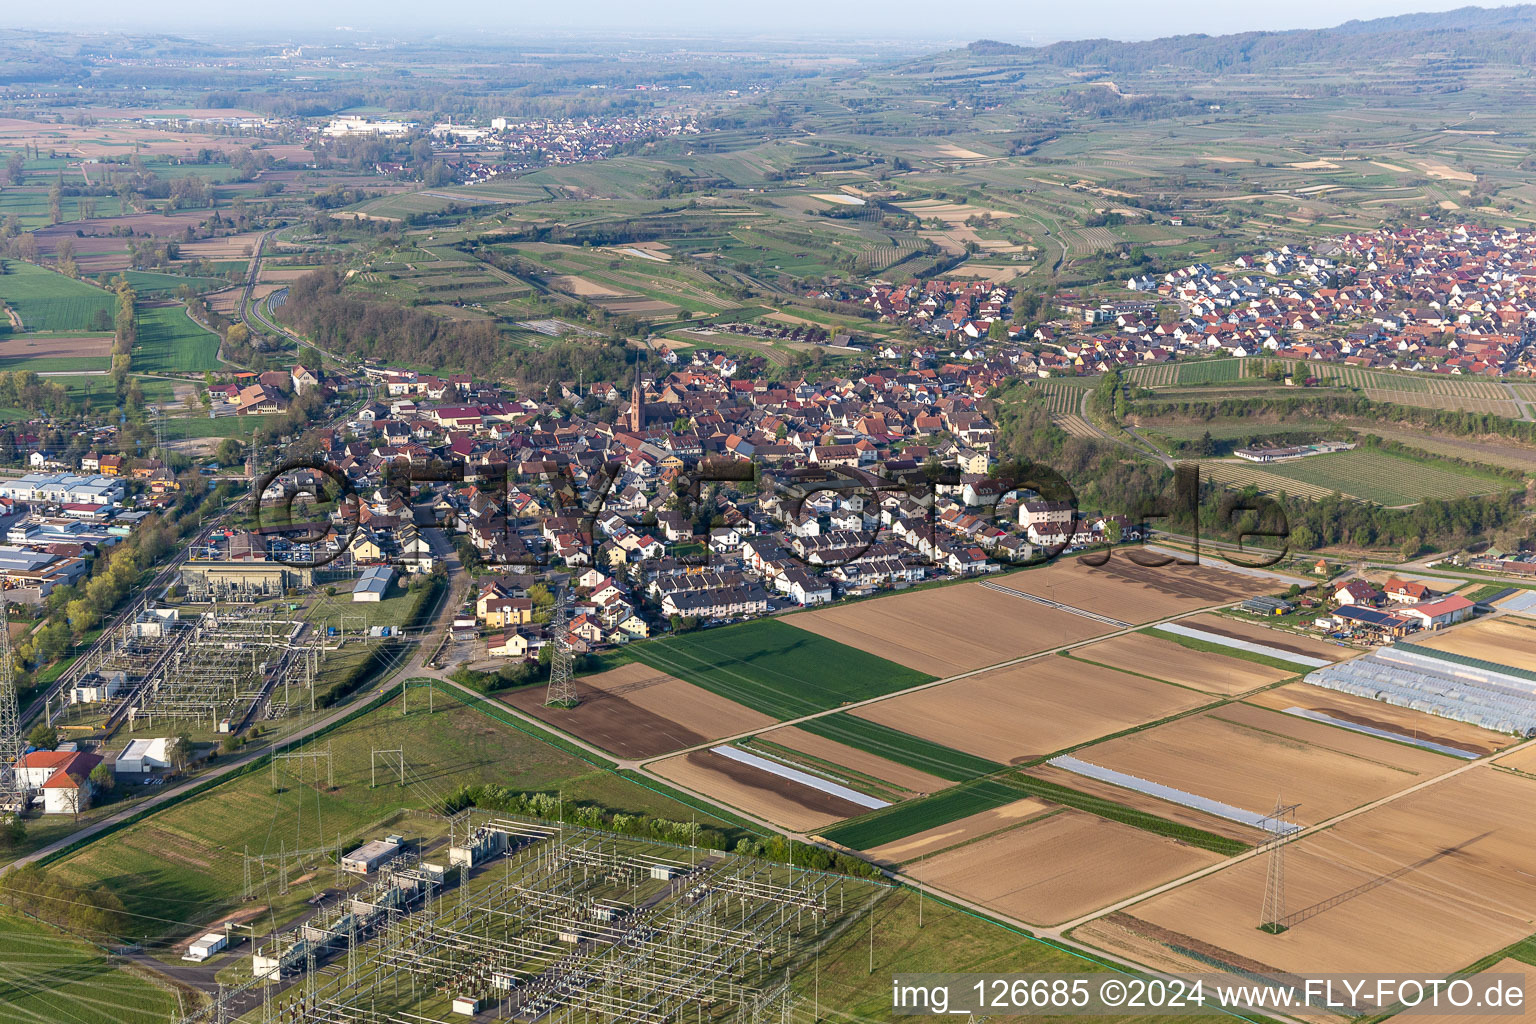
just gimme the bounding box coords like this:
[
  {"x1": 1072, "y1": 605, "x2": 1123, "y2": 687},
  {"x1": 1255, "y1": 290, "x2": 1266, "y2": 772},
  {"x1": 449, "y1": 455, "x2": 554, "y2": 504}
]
[
  {"x1": 1201, "y1": 447, "x2": 1514, "y2": 506},
  {"x1": 1030, "y1": 377, "x2": 1095, "y2": 414},
  {"x1": 1362, "y1": 389, "x2": 1522, "y2": 416},
  {"x1": 1327, "y1": 365, "x2": 1511, "y2": 398},
  {"x1": 857, "y1": 241, "x2": 925, "y2": 274},
  {"x1": 1124, "y1": 357, "x2": 1283, "y2": 387}
]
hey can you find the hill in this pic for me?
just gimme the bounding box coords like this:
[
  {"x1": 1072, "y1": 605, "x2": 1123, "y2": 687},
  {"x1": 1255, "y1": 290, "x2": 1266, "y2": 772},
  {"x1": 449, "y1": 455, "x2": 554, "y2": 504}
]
[{"x1": 966, "y1": 5, "x2": 1536, "y2": 71}]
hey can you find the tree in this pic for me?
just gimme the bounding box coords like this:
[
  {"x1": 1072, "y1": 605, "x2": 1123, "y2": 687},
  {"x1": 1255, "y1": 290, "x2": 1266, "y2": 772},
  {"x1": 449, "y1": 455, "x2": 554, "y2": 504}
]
[
  {"x1": 26, "y1": 723, "x2": 57, "y2": 750},
  {"x1": 167, "y1": 732, "x2": 193, "y2": 772},
  {"x1": 215, "y1": 438, "x2": 243, "y2": 467},
  {"x1": 89, "y1": 762, "x2": 115, "y2": 796},
  {"x1": 0, "y1": 814, "x2": 23, "y2": 849}
]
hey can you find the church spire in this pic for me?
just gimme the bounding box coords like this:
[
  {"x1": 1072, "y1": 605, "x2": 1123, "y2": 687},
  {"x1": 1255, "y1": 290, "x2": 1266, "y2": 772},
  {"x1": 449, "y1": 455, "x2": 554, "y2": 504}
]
[{"x1": 630, "y1": 358, "x2": 644, "y2": 433}]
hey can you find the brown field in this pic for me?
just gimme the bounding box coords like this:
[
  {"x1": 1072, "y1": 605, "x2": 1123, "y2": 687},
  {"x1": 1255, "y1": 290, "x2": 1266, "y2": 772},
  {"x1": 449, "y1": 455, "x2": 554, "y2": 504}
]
[
  {"x1": 596, "y1": 297, "x2": 678, "y2": 316},
  {"x1": 1082, "y1": 768, "x2": 1536, "y2": 975},
  {"x1": 756, "y1": 726, "x2": 951, "y2": 797},
  {"x1": 852, "y1": 654, "x2": 1212, "y2": 764},
  {"x1": 787, "y1": 581, "x2": 1113, "y2": 676},
  {"x1": 1182, "y1": 613, "x2": 1350, "y2": 661},
  {"x1": 1490, "y1": 742, "x2": 1536, "y2": 773},
  {"x1": 205, "y1": 288, "x2": 242, "y2": 315},
  {"x1": 1246, "y1": 682, "x2": 1512, "y2": 756},
  {"x1": 649, "y1": 749, "x2": 866, "y2": 832},
  {"x1": 179, "y1": 233, "x2": 261, "y2": 259},
  {"x1": 1412, "y1": 616, "x2": 1536, "y2": 673},
  {"x1": 911, "y1": 809, "x2": 1223, "y2": 926},
  {"x1": 0, "y1": 334, "x2": 111, "y2": 359},
  {"x1": 1079, "y1": 703, "x2": 1458, "y2": 826},
  {"x1": 862, "y1": 797, "x2": 1054, "y2": 863},
  {"x1": 997, "y1": 558, "x2": 1277, "y2": 625},
  {"x1": 1023, "y1": 765, "x2": 1262, "y2": 843},
  {"x1": 504, "y1": 662, "x2": 772, "y2": 759},
  {"x1": 1071, "y1": 633, "x2": 1295, "y2": 694},
  {"x1": 548, "y1": 274, "x2": 624, "y2": 297},
  {"x1": 257, "y1": 267, "x2": 317, "y2": 284}
]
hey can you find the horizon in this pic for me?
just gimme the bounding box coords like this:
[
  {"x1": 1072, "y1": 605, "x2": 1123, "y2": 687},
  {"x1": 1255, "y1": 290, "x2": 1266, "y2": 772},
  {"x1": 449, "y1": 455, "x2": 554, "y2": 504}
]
[{"x1": 3, "y1": 0, "x2": 1512, "y2": 46}]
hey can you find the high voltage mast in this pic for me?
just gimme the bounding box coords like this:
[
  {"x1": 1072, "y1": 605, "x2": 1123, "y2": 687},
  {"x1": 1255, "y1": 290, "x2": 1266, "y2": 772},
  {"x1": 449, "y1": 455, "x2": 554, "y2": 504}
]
[
  {"x1": 544, "y1": 586, "x2": 578, "y2": 708},
  {"x1": 0, "y1": 613, "x2": 22, "y2": 815},
  {"x1": 1258, "y1": 798, "x2": 1300, "y2": 934}
]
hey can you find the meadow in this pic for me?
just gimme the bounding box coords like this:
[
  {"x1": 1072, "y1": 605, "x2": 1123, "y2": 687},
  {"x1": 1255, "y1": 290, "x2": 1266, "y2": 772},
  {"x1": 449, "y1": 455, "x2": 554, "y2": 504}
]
[
  {"x1": 132, "y1": 303, "x2": 221, "y2": 372},
  {"x1": 626, "y1": 619, "x2": 933, "y2": 719},
  {"x1": 0, "y1": 912, "x2": 183, "y2": 1024}
]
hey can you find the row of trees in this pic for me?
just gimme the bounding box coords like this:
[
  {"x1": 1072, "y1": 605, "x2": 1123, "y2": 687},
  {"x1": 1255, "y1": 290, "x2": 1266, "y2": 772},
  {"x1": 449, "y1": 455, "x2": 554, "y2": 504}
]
[{"x1": 0, "y1": 865, "x2": 131, "y2": 937}]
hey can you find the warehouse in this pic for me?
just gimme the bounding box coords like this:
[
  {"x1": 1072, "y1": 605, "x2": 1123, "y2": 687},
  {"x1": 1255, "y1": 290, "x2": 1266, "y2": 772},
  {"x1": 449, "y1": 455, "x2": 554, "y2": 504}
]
[
  {"x1": 352, "y1": 565, "x2": 394, "y2": 602},
  {"x1": 0, "y1": 473, "x2": 125, "y2": 506},
  {"x1": 1401, "y1": 594, "x2": 1475, "y2": 630},
  {"x1": 116, "y1": 737, "x2": 172, "y2": 775}
]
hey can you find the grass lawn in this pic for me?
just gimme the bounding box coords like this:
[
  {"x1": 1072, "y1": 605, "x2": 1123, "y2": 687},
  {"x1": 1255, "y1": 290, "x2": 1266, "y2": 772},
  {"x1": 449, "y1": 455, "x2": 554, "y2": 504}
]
[
  {"x1": 627, "y1": 618, "x2": 933, "y2": 719},
  {"x1": 0, "y1": 912, "x2": 182, "y2": 1024},
  {"x1": 132, "y1": 303, "x2": 221, "y2": 373},
  {"x1": 0, "y1": 261, "x2": 114, "y2": 332}
]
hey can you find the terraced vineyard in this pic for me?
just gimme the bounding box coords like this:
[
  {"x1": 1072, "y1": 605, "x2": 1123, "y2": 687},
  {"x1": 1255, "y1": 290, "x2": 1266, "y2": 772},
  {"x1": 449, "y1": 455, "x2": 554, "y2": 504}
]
[{"x1": 1362, "y1": 389, "x2": 1521, "y2": 415}]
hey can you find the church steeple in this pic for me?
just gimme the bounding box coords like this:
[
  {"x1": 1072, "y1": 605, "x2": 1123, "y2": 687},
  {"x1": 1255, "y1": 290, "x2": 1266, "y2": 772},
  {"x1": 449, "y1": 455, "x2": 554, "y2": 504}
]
[{"x1": 629, "y1": 359, "x2": 644, "y2": 433}]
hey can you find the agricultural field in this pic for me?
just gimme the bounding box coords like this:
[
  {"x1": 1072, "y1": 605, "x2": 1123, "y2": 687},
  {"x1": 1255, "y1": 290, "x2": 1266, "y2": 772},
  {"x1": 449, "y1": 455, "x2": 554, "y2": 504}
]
[
  {"x1": 1164, "y1": 612, "x2": 1350, "y2": 664},
  {"x1": 794, "y1": 714, "x2": 1007, "y2": 782},
  {"x1": 994, "y1": 557, "x2": 1277, "y2": 626},
  {"x1": 1411, "y1": 616, "x2": 1536, "y2": 673},
  {"x1": 626, "y1": 618, "x2": 933, "y2": 719},
  {"x1": 1080, "y1": 768, "x2": 1536, "y2": 975},
  {"x1": 1066, "y1": 702, "x2": 1462, "y2": 828},
  {"x1": 648, "y1": 747, "x2": 870, "y2": 832},
  {"x1": 1071, "y1": 632, "x2": 1297, "y2": 695},
  {"x1": 503, "y1": 661, "x2": 773, "y2": 759},
  {"x1": 787, "y1": 580, "x2": 1113, "y2": 676},
  {"x1": 0, "y1": 912, "x2": 183, "y2": 1024},
  {"x1": 851, "y1": 653, "x2": 1214, "y2": 765},
  {"x1": 132, "y1": 302, "x2": 222, "y2": 373},
  {"x1": 1245, "y1": 681, "x2": 1513, "y2": 757},
  {"x1": 750, "y1": 725, "x2": 952, "y2": 799},
  {"x1": 908, "y1": 809, "x2": 1225, "y2": 926},
  {"x1": 0, "y1": 260, "x2": 115, "y2": 331}
]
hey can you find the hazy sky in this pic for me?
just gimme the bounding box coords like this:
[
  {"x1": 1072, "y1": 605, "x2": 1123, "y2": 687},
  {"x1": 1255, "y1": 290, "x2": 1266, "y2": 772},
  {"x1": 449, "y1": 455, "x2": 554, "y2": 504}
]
[{"x1": 7, "y1": 0, "x2": 1505, "y2": 43}]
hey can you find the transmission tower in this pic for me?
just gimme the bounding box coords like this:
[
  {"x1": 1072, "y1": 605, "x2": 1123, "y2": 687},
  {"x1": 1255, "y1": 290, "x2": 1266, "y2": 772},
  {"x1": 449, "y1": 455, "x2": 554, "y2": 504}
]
[
  {"x1": 1258, "y1": 798, "x2": 1300, "y2": 933},
  {"x1": 544, "y1": 586, "x2": 578, "y2": 708},
  {"x1": 0, "y1": 617, "x2": 22, "y2": 816}
]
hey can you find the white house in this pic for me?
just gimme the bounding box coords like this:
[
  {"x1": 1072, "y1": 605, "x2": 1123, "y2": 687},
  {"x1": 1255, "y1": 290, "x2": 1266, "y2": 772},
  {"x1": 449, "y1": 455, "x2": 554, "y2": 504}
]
[
  {"x1": 115, "y1": 737, "x2": 173, "y2": 775},
  {"x1": 14, "y1": 750, "x2": 101, "y2": 814}
]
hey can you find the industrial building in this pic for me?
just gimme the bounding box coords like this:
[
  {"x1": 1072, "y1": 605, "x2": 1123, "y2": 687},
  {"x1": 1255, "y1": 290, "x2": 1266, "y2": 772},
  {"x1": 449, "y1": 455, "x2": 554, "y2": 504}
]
[
  {"x1": 115, "y1": 737, "x2": 173, "y2": 775},
  {"x1": 0, "y1": 472, "x2": 125, "y2": 506},
  {"x1": 180, "y1": 560, "x2": 315, "y2": 601},
  {"x1": 342, "y1": 836, "x2": 406, "y2": 874},
  {"x1": 352, "y1": 565, "x2": 394, "y2": 602}
]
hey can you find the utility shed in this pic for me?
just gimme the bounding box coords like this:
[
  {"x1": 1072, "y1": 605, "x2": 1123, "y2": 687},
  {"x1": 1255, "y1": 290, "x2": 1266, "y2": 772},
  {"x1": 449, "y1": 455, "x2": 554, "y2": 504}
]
[{"x1": 341, "y1": 836, "x2": 404, "y2": 874}]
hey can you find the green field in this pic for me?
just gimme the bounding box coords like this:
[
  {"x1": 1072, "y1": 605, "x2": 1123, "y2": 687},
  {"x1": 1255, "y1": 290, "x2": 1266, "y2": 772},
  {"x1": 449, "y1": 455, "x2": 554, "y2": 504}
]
[
  {"x1": 132, "y1": 303, "x2": 221, "y2": 372},
  {"x1": 0, "y1": 912, "x2": 182, "y2": 1024},
  {"x1": 110, "y1": 270, "x2": 230, "y2": 297},
  {"x1": 0, "y1": 261, "x2": 114, "y2": 332},
  {"x1": 798, "y1": 714, "x2": 1007, "y2": 781},
  {"x1": 47, "y1": 690, "x2": 709, "y2": 943},
  {"x1": 627, "y1": 619, "x2": 933, "y2": 719},
  {"x1": 820, "y1": 778, "x2": 1024, "y2": 850}
]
